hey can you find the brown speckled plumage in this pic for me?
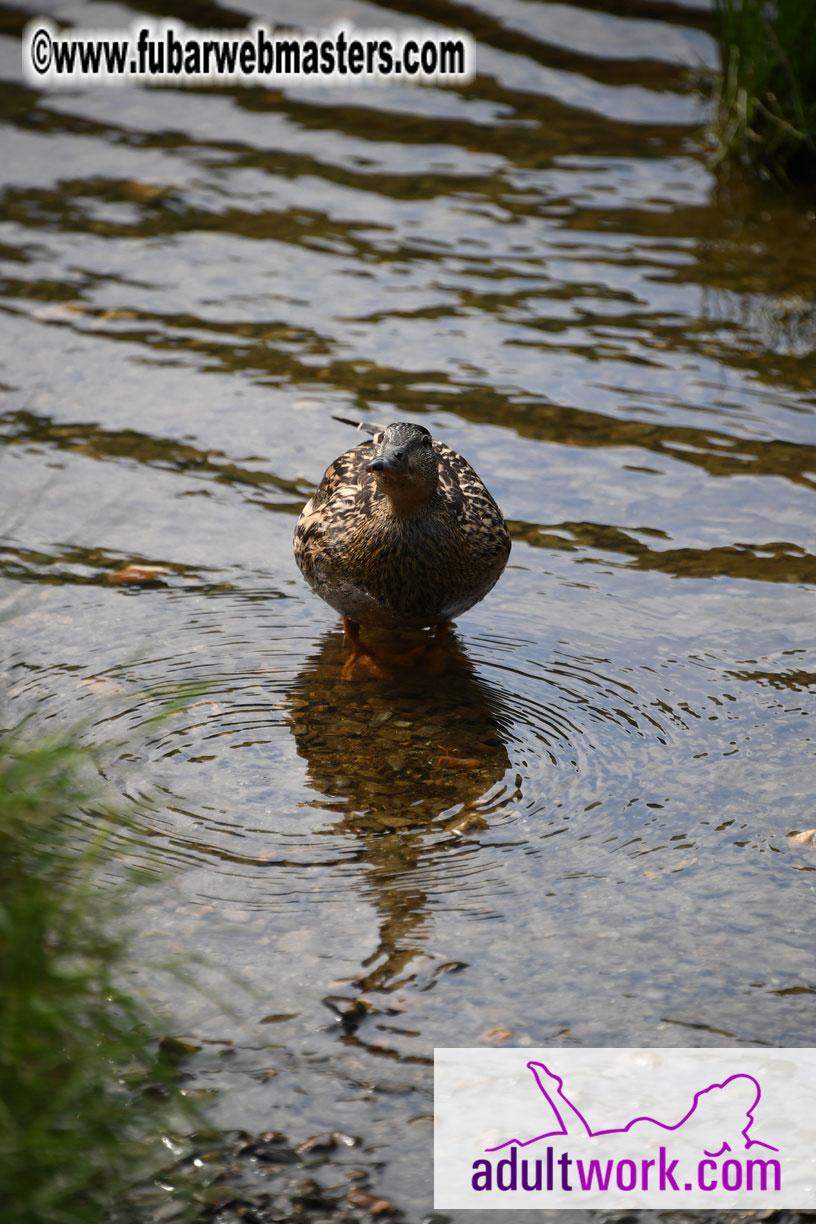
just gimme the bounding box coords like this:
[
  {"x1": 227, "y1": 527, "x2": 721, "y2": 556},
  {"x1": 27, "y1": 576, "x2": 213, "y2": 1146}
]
[{"x1": 294, "y1": 422, "x2": 510, "y2": 630}]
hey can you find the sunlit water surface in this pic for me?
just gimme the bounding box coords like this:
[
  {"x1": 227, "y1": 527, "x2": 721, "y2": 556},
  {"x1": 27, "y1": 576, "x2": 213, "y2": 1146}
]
[{"x1": 2, "y1": 0, "x2": 815, "y2": 1217}]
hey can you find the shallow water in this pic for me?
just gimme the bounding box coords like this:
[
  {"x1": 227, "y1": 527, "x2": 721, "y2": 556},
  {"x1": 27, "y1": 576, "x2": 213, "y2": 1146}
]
[{"x1": 2, "y1": 0, "x2": 816, "y2": 1217}]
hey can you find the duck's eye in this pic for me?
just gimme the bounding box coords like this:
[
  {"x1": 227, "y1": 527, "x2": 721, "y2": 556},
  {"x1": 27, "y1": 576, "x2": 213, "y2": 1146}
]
[{"x1": 421, "y1": 435, "x2": 432, "y2": 447}]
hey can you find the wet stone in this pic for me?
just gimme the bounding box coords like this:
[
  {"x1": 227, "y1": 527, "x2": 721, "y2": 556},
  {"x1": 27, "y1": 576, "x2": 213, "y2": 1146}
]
[
  {"x1": 296, "y1": 1131, "x2": 356, "y2": 1155},
  {"x1": 442, "y1": 812, "x2": 489, "y2": 842}
]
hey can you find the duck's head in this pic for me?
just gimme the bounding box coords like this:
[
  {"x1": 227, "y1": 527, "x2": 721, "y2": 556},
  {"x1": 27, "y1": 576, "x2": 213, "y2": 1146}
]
[{"x1": 366, "y1": 422, "x2": 438, "y2": 513}]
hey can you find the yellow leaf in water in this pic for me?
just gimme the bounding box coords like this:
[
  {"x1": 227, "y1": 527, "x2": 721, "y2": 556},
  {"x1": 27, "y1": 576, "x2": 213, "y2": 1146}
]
[
  {"x1": 436, "y1": 754, "x2": 482, "y2": 770},
  {"x1": 108, "y1": 564, "x2": 172, "y2": 584},
  {"x1": 789, "y1": 829, "x2": 816, "y2": 846},
  {"x1": 481, "y1": 1027, "x2": 514, "y2": 1043}
]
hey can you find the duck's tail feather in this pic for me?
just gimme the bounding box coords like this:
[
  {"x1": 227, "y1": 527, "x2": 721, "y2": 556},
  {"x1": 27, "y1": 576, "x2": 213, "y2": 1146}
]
[{"x1": 331, "y1": 414, "x2": 382, "y2": 436}]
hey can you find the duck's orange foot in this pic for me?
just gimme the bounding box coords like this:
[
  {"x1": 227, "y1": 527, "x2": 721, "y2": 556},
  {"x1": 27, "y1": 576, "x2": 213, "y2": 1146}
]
[
  {"x1": 376, "y1": 622, "x2": 470, "y2": 676},
  {"x1": 340, "y1": 617, "x2": 389, "y2": 681},
  {"x1": 423, "y1": 621, "x2": 462, "y2": 675},
  {"x1": 339, "y1": 619, "x2": 469, "y2": 680},
  {"x1": 411, "y1": 622, "x2": 471, "y2": 675},
  {"x1": 340, "y1": 649, "x2": 389, "y2": 681}
]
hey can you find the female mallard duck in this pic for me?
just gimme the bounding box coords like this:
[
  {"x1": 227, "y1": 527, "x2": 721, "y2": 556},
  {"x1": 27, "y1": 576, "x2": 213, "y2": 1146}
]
[{"x1": 294, "y1": 421, "x2": 511, "y2": 676}]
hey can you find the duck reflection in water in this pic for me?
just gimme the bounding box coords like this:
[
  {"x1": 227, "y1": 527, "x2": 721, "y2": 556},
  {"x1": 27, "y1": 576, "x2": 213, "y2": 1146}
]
[{"x1": 285, "y1": 628, "x2": 514, "y2": 1000}]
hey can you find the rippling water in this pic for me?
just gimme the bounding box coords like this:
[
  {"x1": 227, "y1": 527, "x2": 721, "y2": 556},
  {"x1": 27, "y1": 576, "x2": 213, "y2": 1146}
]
[{"x1": 2, "y1": 0, "x2": 816, "y2": 1216}]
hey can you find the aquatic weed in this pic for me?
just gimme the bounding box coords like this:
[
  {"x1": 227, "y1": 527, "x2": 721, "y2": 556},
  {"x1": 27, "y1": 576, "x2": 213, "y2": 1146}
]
[{"x1": 711, "y1": 0, "x2": 816, "y2": 184}]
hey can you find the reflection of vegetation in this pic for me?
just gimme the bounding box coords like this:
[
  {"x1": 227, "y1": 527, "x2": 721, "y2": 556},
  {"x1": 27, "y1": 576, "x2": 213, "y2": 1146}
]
[
  {"x1": 0, "y1": 407, "x2": 307, "y2": 501},
  {"x1": 509, "y1": 518, "x2": 816, "y2": 585},
  {"x1": 0, "y1": 725, "x2": 198, "y2": 1224},
  {"x1": 712, "y1": 0, "x2": 816, "y2": 183}
]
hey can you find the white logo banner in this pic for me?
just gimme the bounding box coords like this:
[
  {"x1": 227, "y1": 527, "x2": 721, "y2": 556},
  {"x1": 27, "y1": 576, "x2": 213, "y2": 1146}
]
[{"x1": 435, "y1": 1047, "x2": 816, "y2": 1209}]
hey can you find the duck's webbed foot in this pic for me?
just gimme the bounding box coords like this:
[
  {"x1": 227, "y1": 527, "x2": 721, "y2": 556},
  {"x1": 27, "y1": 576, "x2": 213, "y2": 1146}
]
[
  {"x1": 424, "y1": 621, "x2": 465, "y2": 674},
  {"x1": 340, "y1": 617, "x2": 388, "y2": 681},
  {"x1": 387, "y1": 621, "x2": 468, "y2": 675}
]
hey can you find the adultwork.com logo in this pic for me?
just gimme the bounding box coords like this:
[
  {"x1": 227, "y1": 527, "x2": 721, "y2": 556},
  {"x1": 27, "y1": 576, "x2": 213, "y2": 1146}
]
[
  {"x1": 435, "y1": 1048, "x2": 816, "y2": 1210},
  {"x1": 475, "y1": 1059, "x2": 779, "y2": 1194}
]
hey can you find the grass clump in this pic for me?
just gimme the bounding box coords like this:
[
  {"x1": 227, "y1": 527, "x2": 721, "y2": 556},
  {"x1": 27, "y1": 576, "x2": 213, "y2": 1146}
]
[
  {"x1": 0, "y1": 723, "x2": 199, "y2": 1224},
  {"x1": 712, "y1": 0, "x2": 816, "y2": 184}
]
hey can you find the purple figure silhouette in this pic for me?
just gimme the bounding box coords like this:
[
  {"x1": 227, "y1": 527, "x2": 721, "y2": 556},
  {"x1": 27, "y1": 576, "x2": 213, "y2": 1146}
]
[{"x1": 486, "y1": 1060, "x2": 778, "y2": 1155}]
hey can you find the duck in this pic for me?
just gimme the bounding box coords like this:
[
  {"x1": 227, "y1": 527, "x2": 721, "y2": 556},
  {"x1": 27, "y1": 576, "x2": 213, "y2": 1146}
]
[{"x1": 294, "y1": 420, "x2": 511, "y2": 677}]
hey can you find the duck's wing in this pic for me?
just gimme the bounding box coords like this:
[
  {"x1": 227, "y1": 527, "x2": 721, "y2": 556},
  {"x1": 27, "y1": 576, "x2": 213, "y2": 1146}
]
[
  {"x1": 311, "y1": 439, "x2": 378, "y2": 511},
  {"x1": 434, "y1": 441, "x2": 508, "y2": 536},
  {"x1": 295, "y1": 438, "x2": 379, "y2": 551}
]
